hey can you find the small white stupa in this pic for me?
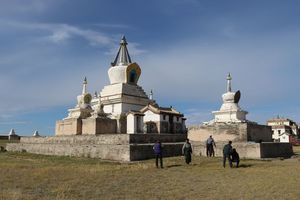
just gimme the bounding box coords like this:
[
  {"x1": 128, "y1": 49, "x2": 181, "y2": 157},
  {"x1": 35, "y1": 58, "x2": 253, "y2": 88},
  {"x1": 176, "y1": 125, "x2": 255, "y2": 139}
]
[
  {"x1": 212, "y1": 73, "x2": 248, "y2": 123},
  {"x1": 65, "y1": 77, "x2": 93, "y2": 119},
  {"x1": 33, "y1": 130, "x2": 40, "y2": 137},
  {"x1": 9, "y1": 129, "x2": 16, "y2": 136},
  {"x1": 8, "y1": 128, "x2": 19, "y2": 140}
]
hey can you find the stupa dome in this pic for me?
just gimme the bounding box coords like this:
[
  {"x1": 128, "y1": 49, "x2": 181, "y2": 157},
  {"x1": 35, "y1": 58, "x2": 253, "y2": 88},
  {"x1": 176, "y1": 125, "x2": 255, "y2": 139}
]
[
  {"x1": 222, "y1": 92, "x2": 235, "y2": 103},
  {"x1": 108, "y1": 36, "x2": 141, "y2": 85}
]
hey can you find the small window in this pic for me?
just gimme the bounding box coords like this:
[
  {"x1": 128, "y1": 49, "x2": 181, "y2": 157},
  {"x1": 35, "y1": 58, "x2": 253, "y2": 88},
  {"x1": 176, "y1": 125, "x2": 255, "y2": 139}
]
[
  {"x1": 278, "y1": 130, "x2": 281, "y2": 134},
  {"x1": 163, "y1": 115, "x2": 166, "y2": 120}
]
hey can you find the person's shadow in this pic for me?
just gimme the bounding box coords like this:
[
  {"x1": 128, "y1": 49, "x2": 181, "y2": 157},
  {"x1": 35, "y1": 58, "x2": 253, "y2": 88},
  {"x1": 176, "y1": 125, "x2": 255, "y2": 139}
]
[
  {"x1": 166, "y1": 164, "x2": 182, "y2": 168},
  {"x1": 237, "y1": 164, "x2": 252, "y2": 168}
]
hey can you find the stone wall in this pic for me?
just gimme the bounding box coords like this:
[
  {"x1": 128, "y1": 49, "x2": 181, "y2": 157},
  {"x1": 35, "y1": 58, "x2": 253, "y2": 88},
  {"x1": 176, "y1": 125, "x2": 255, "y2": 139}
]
[
  {"x1": 188, "y1": 122, "x2": 272, "y2": 143},
  {"x1": 191, "y1": 141, "x2": 293, "y2": 159},
  {"x1": 188, "y1": 123, "x2": 247, "y2": 142},
  {"x1": 82, "y1": 118, "x2": 117, "y2": 135},
  {"x1": 6, "y1": 134, "x2": 187, "y2": 161},
  {"x1": 7, "y1": 142, "x2": 130, "y2": 161},
  {"x1": 246, "y1": 123, "x2": 273, "y2": 142},
  {"x1": 191, "y1": 141, "x2": 261, "y2": 159},
  {"x1": 130, "y1": 143, "x2": 183, "y2": 161},
  {"x1": 0, "y1": 136, "x2": 8, "y2": 140},
  {"x1": 260, "y1": 142, "x2": 293, "y2": 158},
  {"x1": 129, "y1": 134, "x2": 187, "y2": 143},
  {"x1": 188, "y1": 123, "x2": 290, "y2": 159},
  {"x1": 56, "y1": 118, "x2": 82, "y2": 136}
]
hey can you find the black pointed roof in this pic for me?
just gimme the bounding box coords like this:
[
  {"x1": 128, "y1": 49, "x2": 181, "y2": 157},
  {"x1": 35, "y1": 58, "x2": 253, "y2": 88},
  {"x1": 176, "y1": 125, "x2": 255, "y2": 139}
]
[{"x1": 111, "y1": 36, "x2": 132, "y2": 66}]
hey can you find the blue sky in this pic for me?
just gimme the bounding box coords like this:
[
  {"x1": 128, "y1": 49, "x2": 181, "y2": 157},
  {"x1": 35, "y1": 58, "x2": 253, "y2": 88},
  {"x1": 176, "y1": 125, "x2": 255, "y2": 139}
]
[{"x1": 1, "y1": 0, "x2": 300, "y2": 135}]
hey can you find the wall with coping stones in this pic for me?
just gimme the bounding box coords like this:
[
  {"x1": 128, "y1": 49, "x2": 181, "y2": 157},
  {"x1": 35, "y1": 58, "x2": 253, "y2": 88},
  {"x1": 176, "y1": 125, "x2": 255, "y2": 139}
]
[
  {"x1": 130, "y1": 143, "x2": 184, "y2": 161},
  {"x1": 188, "y1": 122, "x2": 290, "y2": 159},
  {"x1": 191, "y1": 141, "x2": 261, "y2": 159},
  {"x1": 7, "y1": 142, "x2": 130, "y2": 161},
  {"x1": 6, "y1": 134, "x2": 187, "y2": 161},
  {"x1": 260, "y1": 142, "x2": 293, "y2": 158},
  {"x1": 129, "y1": 134, "x2": 187, "y2": 143},
  {"x1": 188, "y1": 122, "x2": 272, "y2": 143},
  {"x1": 246, "y1": 123, "x2": 273, "y2": 142},
  {"x1": 191, "y1": 141, "x2": 293, "y2": 159}
]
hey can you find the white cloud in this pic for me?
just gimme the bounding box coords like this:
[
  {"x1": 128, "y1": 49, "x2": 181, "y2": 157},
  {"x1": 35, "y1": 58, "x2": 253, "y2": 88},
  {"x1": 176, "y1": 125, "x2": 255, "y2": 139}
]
[
  {"x1": 0, "y1": 20, "x2": 129, "y2": 48},
  {"x1": 28, "y1": 23, "x2": 114, "y2": 46},
  {"x1": 49, "y1": 29, "x2": 71, "y2": 43}
]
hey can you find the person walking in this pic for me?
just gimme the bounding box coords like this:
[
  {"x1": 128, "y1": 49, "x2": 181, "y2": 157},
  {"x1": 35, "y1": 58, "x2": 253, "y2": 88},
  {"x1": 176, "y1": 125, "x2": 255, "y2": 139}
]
[
  {"x1": 182, "y1": 139, "x2": 193, "y2": 164},
  {"x1": 206, "y1": 135, "x2": 216, "y2": 157},
  {"x1": 223, "y1": 141, "x2": 233, "y2": 168},
  {"x1": 153, "y1": 140, "x2": 163, "y2": 168}
]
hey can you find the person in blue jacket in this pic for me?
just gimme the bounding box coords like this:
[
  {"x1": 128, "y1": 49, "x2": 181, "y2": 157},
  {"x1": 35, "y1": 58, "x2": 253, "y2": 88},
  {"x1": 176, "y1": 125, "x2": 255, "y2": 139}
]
[{"x1": 153, "y1": 140, "x2": 163, "y2": 168}]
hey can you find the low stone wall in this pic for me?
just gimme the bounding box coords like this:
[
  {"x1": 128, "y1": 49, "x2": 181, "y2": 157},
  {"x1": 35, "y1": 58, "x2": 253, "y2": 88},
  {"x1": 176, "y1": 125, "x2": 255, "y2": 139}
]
[
  {"x1": 7, "y1": 142, "x2": 130, "y2": 161},
  {"x1": 188, "y1": 123, "x2": 245, "y2": 142},
  {"x1": 247, "y1": 124, "x2": 273, "y2": 142},
  {"x1": 129, "y1": 134, "x2": 187, "y2": 143},
  {"x1": 82, "y1": 117, "x2": 117, "y2": 135},
  {"x1": 191, "y1": 141, "x2": 261, "y2": 159},
  {"x1": 188, "y1": 122, "x2": 272, "y2": 143},
  {"x1": 6, "y1": 134, "x2": 186, "y2": 161},
  {"x1": 17, "y1": 135, "x2": 130, "y2": 145},
  {"x1": 56, "y1": 118, "x2": 82, "y2": 136},
  {"x1": 191, "y1": 141, "x2": 293, "y2": 159},
  {"x1": 130, "y1": 143, "x2": 184, "y2": 161},
  {"x1": 260, "y1": 142, "x2": 293, "y2": 158},
  {"x1": 0, "y1": 136, "x2": 8, "y2": 140}
]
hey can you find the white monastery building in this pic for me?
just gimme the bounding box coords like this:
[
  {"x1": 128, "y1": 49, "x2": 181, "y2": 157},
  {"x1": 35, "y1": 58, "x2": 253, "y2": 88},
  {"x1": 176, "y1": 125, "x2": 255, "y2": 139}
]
[{"x1": 267, "y1": 117, "x2": 300, "y2": 143}]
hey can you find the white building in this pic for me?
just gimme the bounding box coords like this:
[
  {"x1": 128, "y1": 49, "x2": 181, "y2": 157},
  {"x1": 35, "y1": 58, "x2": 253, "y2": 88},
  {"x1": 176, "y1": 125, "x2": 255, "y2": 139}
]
[
  {"x1": 212, "y1": 73, "x2": 248, "y2": 123},
  {"x1": 140, "y1": 103, "x2": 186, "y2": 134},
  {"x1": 267, "y1": 117, "x2": 299, "y2": 142}
]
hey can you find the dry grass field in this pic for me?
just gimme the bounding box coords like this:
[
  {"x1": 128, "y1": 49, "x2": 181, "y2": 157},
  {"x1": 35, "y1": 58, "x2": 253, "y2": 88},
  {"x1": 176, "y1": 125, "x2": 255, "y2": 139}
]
[{"x1": 0, "y1": 141, "x2": 300, "y2": 200}]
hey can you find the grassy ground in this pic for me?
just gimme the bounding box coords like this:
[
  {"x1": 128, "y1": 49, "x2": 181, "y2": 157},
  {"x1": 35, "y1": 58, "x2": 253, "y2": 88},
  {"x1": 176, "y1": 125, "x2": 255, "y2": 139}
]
[{"x1": 0, "y1": 145, "x2": 299, "y2": 200}]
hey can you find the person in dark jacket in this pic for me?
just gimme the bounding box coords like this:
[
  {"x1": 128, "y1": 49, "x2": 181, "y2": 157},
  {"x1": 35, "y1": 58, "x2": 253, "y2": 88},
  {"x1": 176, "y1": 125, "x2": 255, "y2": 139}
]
[
  {"x1": 182, "y1": 139, "x2": 193, "y2": 164},
  {"x1": 153, "y1": 140, "x2": 163, "y2": 168},
  {"x1": 231, "y1": 148, "x2": 240, "y2": 168},
  {"x1": 223, "y1": 141, "x2": 233, "y2": 168}
]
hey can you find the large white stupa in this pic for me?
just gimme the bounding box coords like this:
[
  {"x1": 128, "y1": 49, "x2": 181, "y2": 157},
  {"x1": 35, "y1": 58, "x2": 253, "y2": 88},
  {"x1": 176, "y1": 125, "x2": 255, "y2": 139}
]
[
  {"x1": 95, "y1": 36, "x2": 152, "y2": 117},
  {"x1": 212, "y1": 73, "x2": 248, "y2": 123}
]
